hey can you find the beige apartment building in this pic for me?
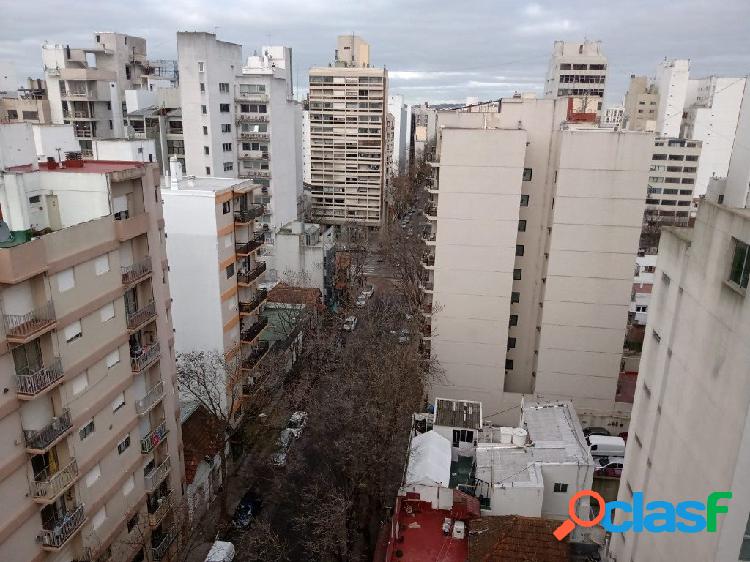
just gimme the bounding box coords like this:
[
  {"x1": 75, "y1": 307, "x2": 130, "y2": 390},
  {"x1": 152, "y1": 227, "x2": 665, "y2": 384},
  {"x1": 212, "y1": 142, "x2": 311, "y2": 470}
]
[
  {"x1": 623, "y1": 75, "x2": 659, "y2": 132},
  {"x1": 421, "y1": 98, "x2": 653, "y2": 424},
  {"x1": 307, "y1": 35, "x2": 388, "y2": 227},
  {"x1": 0, "y1": 124, "x2": 182, "y2": 562},
  {"x1": 544, "y1": 40, "x2": 607, "y2": 113}
]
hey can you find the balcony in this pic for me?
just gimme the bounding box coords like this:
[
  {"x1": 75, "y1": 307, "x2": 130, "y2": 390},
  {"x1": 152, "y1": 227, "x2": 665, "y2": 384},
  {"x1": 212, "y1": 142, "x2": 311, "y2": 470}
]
[
  {"x1": 235, "y1": 235, "x2": 264, "y2": 256},
  {"x1": 238, "y1": 150, "x2": 270, "y2": 161},
  {"x1": 63, "y1": 110, "x2": 95, "y2": 119},
  {"x1": 3, "y1": 301, "x2": 56, "y2": 344},
  {"x1": 135, "y1": 381, "x2": 165, "y2": 416},
  {"x1": 422, "y1": 253, "x2": 435, "y2": 269},
  {"x1": 424, "y1": 205, "x2": 437, "y2": 220},
  {"x1": 239, "y1": 288, "x2": 268, "y2": 315},
  {"x1": 421, "y1": 323, "x2": 432, "y2": 340},
  {"x1": 16, "y1": 357, "x2": 64, "y2": 399},
  {"x1": 38, "y1": 503, "x2": 86, "y2": 551},
  {"x1": 131, "y1": 342, "x2": 161, "y2": 374},
  {"x1": 422, "y1": 303, "x2": 433, "y2": 317},
  {"x1": 241, "y1": 316, "x2": 268, "y2": 343},
  {"x1": 121, "y1": 256, "x2": 152, "y2": 285},
  {"x1": 238, "y1": 169, "x2": 271, "y2": 179},
  {"x1": 145, "y1": 457, "x2": 171, "y2": 492},
  {"x1": 152, "y1": 530, "x2": 176, "y2": 561},
  {"x1": 24, "y1": 409, "x2": 73, "y2": 454},
  {"x1": 234, "y1": 205, "x2": 265, "y2": 223},
  {"x1": 141, "y1": 420, "x2": 169, "y2": 454},
  {"x1": 241, "y1": 341, "x2": 270, "y2": 371},
  {"x1": 127, "y1": 301, "x2": 156, "y2": 331},
  {"x1": 31, "y1": 459, "x2": 79, "y2": 504},
  {"x1": 235, "y1": 91, "x2": 269, "y2": 102},
  {"x1": 238, "y1": 263, "x2": 267, "y2": 287},
  {"x1": 236, "y1": 114, "x2": 269, "y2": 123},
  {"x1": 420, "y1": 279, "x2": 434, "y2": 293},
  {"x1": 422, "y1": 231, "x2": 436, "y2": 244},
  {"x1": 239, "y1": 131, "x2": 270, "y2": 141},
  {"x1": 148, "y1": 490, "x2": 173, "y2": 527}
]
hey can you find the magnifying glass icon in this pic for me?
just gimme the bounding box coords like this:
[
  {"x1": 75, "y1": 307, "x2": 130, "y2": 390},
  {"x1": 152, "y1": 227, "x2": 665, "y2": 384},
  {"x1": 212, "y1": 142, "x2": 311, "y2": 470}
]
[{"x1": 553, "y1": 490, "x2": 606, "y2": 541}]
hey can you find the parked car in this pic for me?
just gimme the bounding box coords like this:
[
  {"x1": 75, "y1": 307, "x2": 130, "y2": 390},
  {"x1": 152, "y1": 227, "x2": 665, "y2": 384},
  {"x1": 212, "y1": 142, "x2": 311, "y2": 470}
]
[
  {"x1": 231, "y1": 491, "x2": 262, "y2": 529},
  {"x1": 342, "y1": 316, "x2": 358, "y2": 331},
  {"x1": 595, "y1": 457, "x2": 624, "y2": 478},
  {"x1": 288, "y1": 411, "x2": 308, "y2": 438},
  {"x1": 271, "y1": 428, "x2": 294, "y2": 467},
  {"x1": 205, "y1": 541, "x2": 235, "y2": 562},
  {"x1": 583, "y1": 426, "x2": 611, "y2": 438},
  {"x1": 356, "y1": 294, "x2": 367, "y2": 307},
  {"x1": 588, "y1": 435, "x2": 626, "y2": 457}
]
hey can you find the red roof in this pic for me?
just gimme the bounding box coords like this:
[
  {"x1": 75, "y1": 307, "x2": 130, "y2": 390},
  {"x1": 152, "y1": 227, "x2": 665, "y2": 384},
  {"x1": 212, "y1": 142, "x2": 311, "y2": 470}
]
[
  {"x1": 267, "y1": 282, "x2": 323, "y2": 309},
  {"x1": 7, "y1": 159, "x2": 145, "y2": 174},
  {"x1": 468, "y1": 516, "x2": 570, "y2": 562},
  {"x1": 182, "y1": 406, "x2": 224, "y2": 485}
]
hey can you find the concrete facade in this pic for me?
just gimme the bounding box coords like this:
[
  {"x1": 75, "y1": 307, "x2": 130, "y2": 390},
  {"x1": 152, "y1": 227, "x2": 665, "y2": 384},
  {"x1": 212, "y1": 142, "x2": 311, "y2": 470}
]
[
  {"x1": 623, "y1": 75, "x2": 658, "y2": 132},
  {"x1": 387, "y1": 94, "x2": 408, "y2": 175},
  {"x1": 543, "y1": 40, "x2": 607, "y2": 113},
  {"x1": 654, "y1": 59, "x2": 690, "y2": 138}
]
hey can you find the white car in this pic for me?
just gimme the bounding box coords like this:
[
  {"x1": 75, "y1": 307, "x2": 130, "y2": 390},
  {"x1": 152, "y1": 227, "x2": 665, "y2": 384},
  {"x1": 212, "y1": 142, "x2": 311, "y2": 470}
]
[
  {"x1": 288, "y1": 411, "x2": 308, "y2": 438},
  {"x1": 343, "y1": 316, "x2": 358, "y2": 331},
  {"x1": 356, "y1": 295, "x2": 367, "y2": 307}
]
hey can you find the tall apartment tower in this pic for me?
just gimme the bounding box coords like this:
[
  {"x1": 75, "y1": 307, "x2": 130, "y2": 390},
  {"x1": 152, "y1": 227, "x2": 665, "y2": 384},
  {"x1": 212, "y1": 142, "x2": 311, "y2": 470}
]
[
  {"x1": 543, "y1": 40, "x2": 607, "y2": 113},
  {"x1": 612, "y1": 201, "x2": 750, "y2": 561},
  {"x1": 42, "y1": 33, "x2": 150, "y2": 156},
  {"x1": 0, "y1": 124, "x2": 181, "y2": 562},
  {"x1": 421, "y1": 100, "x2": 653, "y2": 423},
  {"x1": 387, "y1": 94, "x2": 408, "y2": 175},
  {"x1": 654, "y1": 59, "x2": 690, "y2": 138},
  {"x1": 623, "y1": 75, "x2": 659, "y2": 132},
  {"x1": 177, "y1": 33, "x2": 301, "y2": 236},
  {"x1": 307, "y1": 35, "x2": 388, "y2": 227}
]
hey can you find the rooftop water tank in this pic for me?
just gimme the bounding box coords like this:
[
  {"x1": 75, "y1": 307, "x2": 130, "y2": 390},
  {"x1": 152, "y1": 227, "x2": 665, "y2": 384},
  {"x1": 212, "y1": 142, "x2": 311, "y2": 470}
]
[{"x1": 512, "y1": 428, "x2": 528, "y2": 446}]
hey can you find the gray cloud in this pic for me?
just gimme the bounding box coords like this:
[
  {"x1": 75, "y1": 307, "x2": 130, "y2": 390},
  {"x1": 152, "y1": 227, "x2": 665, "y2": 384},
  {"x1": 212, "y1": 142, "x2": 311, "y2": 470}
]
[{"x1": 2, "y1": 0, "x2": 748, "y2": 106}]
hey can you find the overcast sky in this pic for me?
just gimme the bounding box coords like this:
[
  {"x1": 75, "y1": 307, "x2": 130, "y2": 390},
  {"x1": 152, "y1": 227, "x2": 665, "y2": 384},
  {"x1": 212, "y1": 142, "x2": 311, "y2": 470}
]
[{"x1": 2, "y1": 0, "x2": 748, "y2": 106}]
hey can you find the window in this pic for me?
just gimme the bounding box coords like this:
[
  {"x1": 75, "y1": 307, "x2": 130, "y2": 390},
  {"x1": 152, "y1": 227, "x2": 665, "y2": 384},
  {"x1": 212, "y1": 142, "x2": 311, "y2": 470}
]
[
  {"x1": 452, "y1": 429, "x2": 474, "y2": 446},
  {"x1": 554, "y1": 483, "x2": 569, "y2": 493},
  {"x1": 99, "y1": 302, "x2": 115, "y2": 322},
  {"x1": 505, "y1": 359, "x2": 514, "y2": 370},
  {"x1": 93, "y1": 507, "x2": 106, "y2": 530},
  {"x1": 221, "y1": 123, "x2": 231, "y2": 133},
  {"x1": 122, "y1": 474, "x2": 135, "y2": 496},
  {"x1": 200, "y1": 82, "x2": 205, "y2": 93},
  {"x1": 106, "y1": 349, "x2": 120, "y2": 368},
  {"x1": 513, "y1": 269, "x2": 522, "y2": 280},
  {"x1": 222, "y1": 142, "x2": 232, "y2": 152},
  {"x1": 518, "y1": 220, "x2": 527, "y2": 232},
  {"x1": 219, "y1": 104, "x2": 230, "y2": 113},
  {"x1": 522, "y1": 168, "x2": 533, "y2": 181},
  {"x1": 204, "y1": 146, "x2": 210, "y2": 155},
  {"x1": 222, "y1": 201, "x2": 231, "y2": 214},
  {"x1": 516, "y1": 245, "x2": 524, "y2": 257},
  {"x1": 509, "y1": 315, "x2": 518, "y2": 327},
  {"x1": 72, "y1": 372, "x2": 88, "y2": 395},
  {"x1": 56, "y1": 267, "x2": 75, "y2": 292},
  {"x1": 127, "y1": 514, "x2": 139, "y2": 533},
  {"x1": 729, "y1": 239, "x2": 750, "y2": 289},
  {"x1": 85, "y1": 464, "x2": 101, "y2": 487},
  {"x1": 117, "y1": 434, "x2": 131, "y2": 454},
  {"x1": 198, "y1": 61, "x2": 204, "y2": 72},
  {"x1": 508, "y1": 337, "x2": 516, "y2": 349},
  {"x1": 520, "y1": 194, "x2": 529, "y2": 206},
  {"x1": 206, "y1": 167, "x2": 211, "y2": 175},
  {"x1": 79, "y1": 419, "x2": 95, "y2": 441},
  {"x1": 65, "y1": 321, "x2": 82, "y2": 343},
  {"x1": 226, "y1": 263, "x2": 235, "y2": 279},
  {"x1": 201, "y1": 105, "x2": 207, "y2": 114},
  {"x1": 739, "y1": 513, "x2": 750, "y2": 560},
  {"x1": 203, "y1": 126, "x2": 208, "y2": 135},
  {"x1": 223, "y1": 162, "x2": 233, "y2": 172},
  {"x1": 511, "y1": 292, "x2": 520, "y2": 304},
  {"x1": 112, "y1": 392, "x2": 126, "y2": 413},
  {"x1": 219, "y1": 82, "x2": 230, "y2": 93}
]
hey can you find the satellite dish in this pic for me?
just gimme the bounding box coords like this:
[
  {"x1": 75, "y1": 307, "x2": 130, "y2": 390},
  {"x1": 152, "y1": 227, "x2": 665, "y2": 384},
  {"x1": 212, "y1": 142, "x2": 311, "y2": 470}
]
[{"x1": 0, "y1": 221, "x2": 12, "y2": 243}]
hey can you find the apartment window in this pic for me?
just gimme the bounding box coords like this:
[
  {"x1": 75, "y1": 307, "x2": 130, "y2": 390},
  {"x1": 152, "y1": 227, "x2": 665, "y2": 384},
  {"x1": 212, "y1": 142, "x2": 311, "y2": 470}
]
[
  {"x1": 508, "y1": 337, "x2": 516, "y2": 349},
  {"x1": 112, "y1": 392, "x2": 126, "y2": 413},
  {"x1": 203, "y1": 126, "x2": 208, "y2": 135},
  {"x1": 198, "y1": 61, "x2": 204, "y2": 72},
  {"x1": 226, "y1": 263, "x2": 235, "y2": 279},
  {"x1": 452, "y1": 429, "x2": 474, "y2": 446},
  {"x1": 93, "y1": 507, "x2": 106, "y2": 530},
  {"x1": 522, "y1": 168, "x2": 533, "y2": 181},
  {"x1": 206, "y1": 166, "x2": 211, "y2": 175},
  {"x1": 85, "y1": 464, "x2": 101, "y2": 488},
  {"x1": 122, "y1": 474, "x2": 135, "y2": 496},
  {"x1": 95, "y1": 254, "x2": 110, "y2": 275},
  {"x1": 200, "y1": 82, "x2": 205, "y2": 93},
  {"x1": 240, "y1": 104, "x2": 250, "y2": 113},
  {"x1": 56, "y1": 267, "x2": 75, "y2": 292},
  {"x1": 64, "y1": 321, "x2": 82, "y2": 343},
  {"x1": 222, "y1": 201, "x2": 231, "y2": 214},
  {"x1": 79, "y1": 419, "x2": 95, "y2": 441},
  {"x1": 718, "y1": 194, "x2": 725, "y2": 204},
  {"x1": 739, "y1": 514, "x2": 750, "y2": 560},
  {"x1": 72, "y1": 371, "x2": 88, "y2": 395},
  {"x1": 221, "y1": 123, "x2": 231, "y2": 133},
  {"x1": 729, "y1": 238, "x2": 750, "y2": 290},
  {"x1": 513, "y1": 269, "x2": 522, "y2": 280},
  {"x1": 117, "y1": 434, "x2": 131, "y2": 454},
  {"x1": 219, "y1": 104, "x2": 230, "y2": 113},
  {"x1": 516, "y1": 245, "x2": 524, "y2": 257},
  {"x1": 505, "y1": 359, "x2": 513, "y2": 370},
  {"x1": 509, "y1": 315, "x2": 518, "y2": 327},
  {"x1": 223, "y1": 162, "x2": 234, "y2": 172},
  {"x1": 99, "y1": 302, "x2": 115, "y2": 322},
  {"x1": 201, "y1": 105, "x2": 207, "y2": 114},
  {"x1": 127, "y1": 514, "x2": 139, "y2": 533},
  {"x1": 204, "y1": 146, "x2": 210, "y2": 155},
  {"x1": 511, "y1": 292, "x2": 520, "y2": 304},
  {"x1": 554, "y1": 483, "x2": 569, "y2": 493},
  {"x1": 106, "y1": 349, "x2": 120, "y2": 369},
  {"x1": 518, "y1": 220, "x2": 527, "y2": 232},
  {"x1": 219, "y1": 82, "x2": 230, "y2": 93},
  {"x1": 222, "y1": 142, "x2": 232, "y2": 152},
  {"x1": 520, "y1": 194, "x2": 529, "y2": 206}
]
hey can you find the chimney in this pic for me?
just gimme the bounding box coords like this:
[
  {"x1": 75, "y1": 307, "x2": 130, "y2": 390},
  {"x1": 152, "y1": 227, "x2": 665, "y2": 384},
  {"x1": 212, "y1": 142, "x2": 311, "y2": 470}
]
[{"x1": 169, "y1": 156, "x2": 182, "y2": 190}]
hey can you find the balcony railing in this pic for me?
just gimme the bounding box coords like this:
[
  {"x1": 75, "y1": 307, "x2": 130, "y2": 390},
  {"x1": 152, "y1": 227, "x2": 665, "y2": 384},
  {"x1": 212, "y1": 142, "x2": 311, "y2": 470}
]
[
  {"x1": 16, "y1": 357, "x2": 64, "y2": 398},
  {"x1": 239, "y1": 288, "x2": 268, "y2": 315},
  {"x1": 152, "y1": 531, "x2": 176, "y2": 560},
  {"x1": 121, "y1": 257, "x2": 152, "y2": 285},
  {"x1": 148, "y1": 490, "x2": 173, "y2": 527},
  {"x1": 238, "y1": 170, "x2": 271, "y2": 179},
  {"x1": 241, "y1": 316, "x2": 268, "y2": 342},
  {"x1": 234, "y1": 205, "x2": 265, "y2": 223},
  {"x1": 135, "y1": 381, "x2": 165, "y2": 416},
  {"x1": 422, "y1": 253, "x2": 435, "y2": 267},
  {"x1": 239, "y1": 131, "x2": 270, "y2": 140},
  {"x1": 236, "y1": 114, "x2": 269, "y2": 123},
  {"x1": 420, "y1": 279, "x2": 434, "y2": 292},
  {"x1": 422, "y1": 232, "x2": 436, "y2": 243},
  {"x1": 145, "y1": 457, "x2": 171, "y2": 492},
  {"x1": 242, "y1": 341, "x2": 270, "y2": 370},
  {"x1": 424, "y1": 205, "x2": 437, "y2": 218},
  {"x1": 3, "y1": 301, "x2": 56, "y2": 344},
  {"x1": 24, "y1": 409, "x2": 72, "y2": 453},
  {"x1": 38, "y1": 503, "x2": 86, "y2": 551},
  {"x1": 141, "y1": 420, "x2": 168, "y2": 454},
  {"x1": 127, "y1": 301, "x2": 156, "y2": 330},
  {"x1": 238, "y1": 263, "x2": 267, "y2": 286},
  {"x1": 235, "y1": 235, "x2": 264, "y2": 256},
  {"x1": 235, "y1": 91, "x2": 269, "y2": 102},
  {"x1": 63, "y1": 110, "x2": 94, "y2": 119},
  {"x1": 131, "y1": 342, "x2": 161, "y2": 373},
  {"x1": 31, "y1": 459, "x2": 79, "y2": 502},
  {"x1": 238, "y1": 150, "x2": 270, "y2": 161}
]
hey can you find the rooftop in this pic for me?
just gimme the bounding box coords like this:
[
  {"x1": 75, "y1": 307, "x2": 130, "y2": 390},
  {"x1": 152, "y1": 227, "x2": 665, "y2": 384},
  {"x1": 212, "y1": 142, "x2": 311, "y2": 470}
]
[
  {"x1": 468, "y1": 515, "x2": 570, "y2": 562},
  {"x1": 160, "y1": 174, "x2": 258, "y2": 194},
  {"x1": 266, "y1": 282, "x2": 323, "y2": 308},
  {"x1": 7, "y1": 159, "x2": 145, "y2": 174},
  {"x1": 434, "y1": 397, "x2": 483, "y2": 430},
  {"x1": 522, "y1": 401, "x2": 591, "y2": 465}
]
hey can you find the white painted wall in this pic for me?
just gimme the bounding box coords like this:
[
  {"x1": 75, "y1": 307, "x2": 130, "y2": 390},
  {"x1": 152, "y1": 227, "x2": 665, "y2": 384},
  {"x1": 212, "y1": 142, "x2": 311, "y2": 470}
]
[
  {"x1": 92, "y1": 139, "x2": 156, "y2": 163},
  {"x1": 31, "y1": 124, "x2": 79, "y2": 160},
  {"x1": 0, "y1": 61, "x2": 17, "y2": 97},
  {"x1": 655, "y1": 59, "x2": 689, "y2": 138}
]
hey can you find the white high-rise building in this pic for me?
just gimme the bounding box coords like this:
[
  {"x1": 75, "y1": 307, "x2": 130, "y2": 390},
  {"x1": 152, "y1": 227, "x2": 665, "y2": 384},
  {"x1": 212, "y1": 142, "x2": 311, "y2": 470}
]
[
  {"x1": 543, "y1": 40, "x2": 607, "y2": 114},
  {"x1": 654, "y1": 59, "x2": 690, "y2": 138},
  {"x1": 388, "y1": 94, "x2": 408, "y2": 175},
  {"x1": 422, "y1": 98, "x2": 653, "y2": 423}
]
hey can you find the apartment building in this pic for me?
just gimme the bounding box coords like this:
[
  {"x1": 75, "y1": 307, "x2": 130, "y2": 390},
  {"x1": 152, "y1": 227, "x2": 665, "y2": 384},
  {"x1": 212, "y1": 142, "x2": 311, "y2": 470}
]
[
  {"x1": 543, "y1": 40, "x2": 607, "y2": 111},
  {"x1": 654, "y1": 59, "x2": 690, "y2": 138},
  {"x1": 387, "y1": 94, "x2": 408, "y2": 175},
  {"x1": 177, "y1": 33, "x2": 301, "y2": 236},
  {"x1": 601, "y1": 105, "x2": 624, "y2": 128},
  {"x1": 0, "y1": 123, "x2": 182, "y2": 562},
  {"x1": 42, "y1": 33, "x2": 152, "y2": 155},
  {"x1": 409, "y1": 103, "x2": 438, "y2": 162},
  {"x1": 629, "y1": 253, "x2": 656, "y2": 327},
  {"x1": 611, "y1": 201, "x2": 750, "y2": 562},
  {"x1": 421, "y1": 98, "x2": 653, "y2": 423},
  {"x1": 307, "y1": 35, "x2": 388, "y2": 227},
  {"x1": 161, "y1": 160, "x2": 270, "y2": 416},
  {"x1": 1, "y1": 78, "x2": 52, "y2": 125},
  {"x1": 623, "y1": 75, "x2": 658, "y2": 132}
]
